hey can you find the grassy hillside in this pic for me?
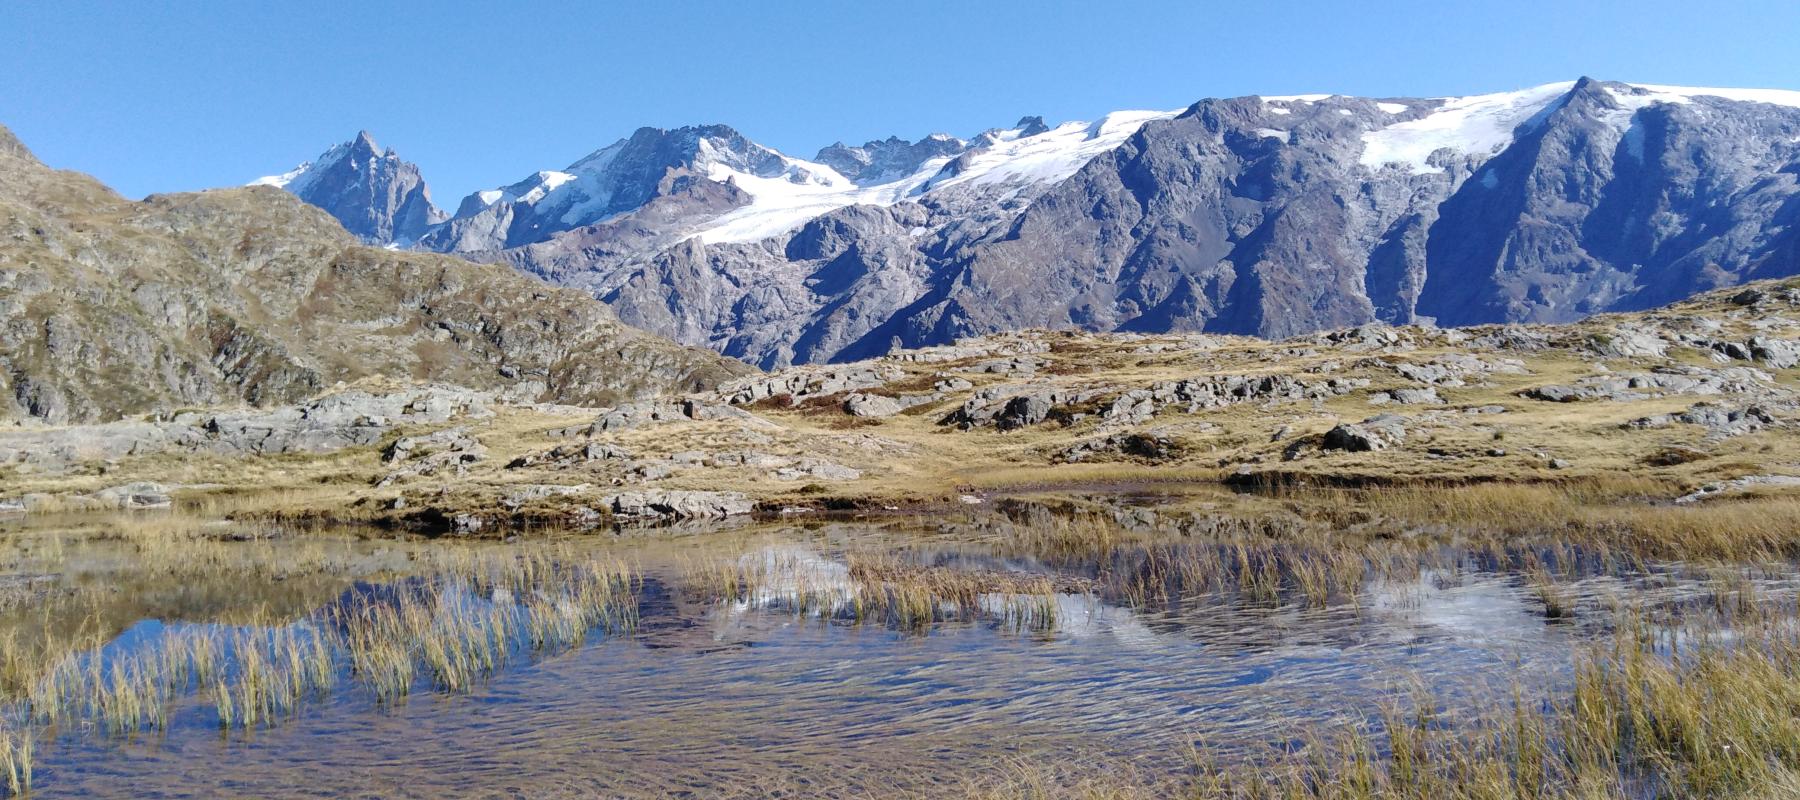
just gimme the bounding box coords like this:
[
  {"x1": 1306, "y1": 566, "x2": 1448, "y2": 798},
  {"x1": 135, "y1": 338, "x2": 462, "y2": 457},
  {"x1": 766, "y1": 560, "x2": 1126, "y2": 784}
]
[{"x1": 0, "y1": 124, "x2": 751, "y2": 423}]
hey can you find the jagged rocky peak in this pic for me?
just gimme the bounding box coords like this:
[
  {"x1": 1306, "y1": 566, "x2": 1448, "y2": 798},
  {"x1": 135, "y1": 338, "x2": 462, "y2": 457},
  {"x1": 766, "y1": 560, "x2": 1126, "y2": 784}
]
[
  {"x1": 251, "y1": 130, "x2": 446, "y2": 245},
  {"x1": 1014, "y1": 115, "x2": 1050, "y2": 136},
  {"x1": 814, "y1": 132, "x2": 968, "y2": 185}
]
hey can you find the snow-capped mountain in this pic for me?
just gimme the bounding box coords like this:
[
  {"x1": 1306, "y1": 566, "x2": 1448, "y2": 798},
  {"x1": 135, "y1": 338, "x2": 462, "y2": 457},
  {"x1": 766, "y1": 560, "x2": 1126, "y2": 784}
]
[
  {"x1": 418, "y1": 124, "x2": 843, "y2": 253},
  {"x1": 407, "y1": 109, "x2": 1182, "y2": 253},
  {"x1": 251, "y1": 131, "x2": 445, "y2": 245},
  {"x1": 259, "y1": 78, "x2": 1800, "y2": 368}
]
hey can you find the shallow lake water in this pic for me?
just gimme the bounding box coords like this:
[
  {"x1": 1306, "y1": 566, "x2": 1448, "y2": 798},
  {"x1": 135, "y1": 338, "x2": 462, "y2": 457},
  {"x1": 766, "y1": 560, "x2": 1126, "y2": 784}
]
[{"x1": 2, "y1": 501, "x2": 1794, "y2": 798}]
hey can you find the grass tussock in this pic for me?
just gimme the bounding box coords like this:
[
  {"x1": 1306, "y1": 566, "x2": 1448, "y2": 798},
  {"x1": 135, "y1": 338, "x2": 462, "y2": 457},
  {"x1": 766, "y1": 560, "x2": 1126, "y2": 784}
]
[
  {"x1": 684, "y1": 547, "x2": 1071, "y2": 633},
  {"x1": 0, "y1": 720, "x2": 29, "y2": 799}
]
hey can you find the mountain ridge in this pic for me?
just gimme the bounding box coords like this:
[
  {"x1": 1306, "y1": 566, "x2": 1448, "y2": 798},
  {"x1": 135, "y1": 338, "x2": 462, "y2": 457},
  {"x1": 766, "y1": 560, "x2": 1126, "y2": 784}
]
[
  {"x1": 1, "y1": 123, "x2": 751, "y2": 424},
  {"x1": 258, "y1": 79, "x2": 1800, "y2": 368}
]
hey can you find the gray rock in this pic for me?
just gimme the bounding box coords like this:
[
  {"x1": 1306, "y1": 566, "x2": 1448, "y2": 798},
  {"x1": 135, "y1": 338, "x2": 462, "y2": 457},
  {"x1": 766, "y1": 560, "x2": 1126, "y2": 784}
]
[
  {"x1": 842, "y1": 393, "x2": 905, "y2": 418},
  {"x1": 501, "y1": 483, "x2": 594, "y2": 509},
  {"x1": 1625, "y1": 402, "x2": 1777, "y2": 440},
  {"x1": 1060, "y1": 431, "x2": 1181, "y2": 462},
  {"x1": 507, "y1": 441, "x2": 633, "y2": 469},
  {"x1": 1522, "y1": 367, "x2": 1768, "y2": 404},
  {"x1": 997, "y1": 392, "x2": 1056, "y2": 431},
  {"x1": 1750, "y1": 337, "x2": 1800, "y2": 370},
  {"x1": 1321, "y1": 415, "x2": 1407, "y2": 452},
  {"x1": 90, "y1": 482, "x2": 174, "y2": 510},
  {"x1": 772, "y1": 460, "x2": 863, "y2": 481},
  {"x1": 1676, "y1": 475, "x2": 1800, "y2": 504},
  {"x1": 603, "y1": 490, "x2": 755, "y2": 520},
  {"x1": 625, "y1": 460, "x2": 676, "y2": 481},
  {"x1": 1373, "y1": 387, "x2": 1442, "y2": 406},
  {"x1": 1522, "y1": 385, "x2": 1582, "y2": 403}
]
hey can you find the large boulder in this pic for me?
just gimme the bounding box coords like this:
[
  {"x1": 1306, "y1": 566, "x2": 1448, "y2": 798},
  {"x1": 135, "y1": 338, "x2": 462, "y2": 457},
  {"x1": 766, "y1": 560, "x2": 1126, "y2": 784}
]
[
  {"x1": 843, "y1": 393, "x2": 905, "y2": 418},
  {"x1": 603, "y1": 490, "x2": 755, "y2": 520},
  {"x1": 1322, "y1": 415, "x2": 1408, "y2": 452}
]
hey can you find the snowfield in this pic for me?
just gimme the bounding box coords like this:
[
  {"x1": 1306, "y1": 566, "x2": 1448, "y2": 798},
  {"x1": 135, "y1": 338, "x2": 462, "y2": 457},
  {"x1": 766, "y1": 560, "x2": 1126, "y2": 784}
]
[{"x1": 695, "y1": 108, "x2": 1182, "y2": 244}]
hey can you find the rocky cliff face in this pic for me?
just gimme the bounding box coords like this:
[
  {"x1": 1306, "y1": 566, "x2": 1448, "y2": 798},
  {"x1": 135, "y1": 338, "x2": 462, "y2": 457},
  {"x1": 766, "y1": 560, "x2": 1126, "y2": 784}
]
[
  {"x1": 253, "y1": 131, "x2": 448, "y2": 244},
  {"x1": 1, "y1": 125, "x2": 752, "y2": 424},
  {"x1": 266, "y1": 79, "x2": 1800, "y2": 369}
]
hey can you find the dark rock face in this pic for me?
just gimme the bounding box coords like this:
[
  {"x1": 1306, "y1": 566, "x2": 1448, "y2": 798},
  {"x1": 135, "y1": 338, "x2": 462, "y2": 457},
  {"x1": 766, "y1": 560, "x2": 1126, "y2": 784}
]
[
  {"x1": 259, "y1": 132, "x2": 448, "y2": 244},
  {"x1": 269, "y1": 80, "x2": 1800, "y2": 369},
  {"x1": 815, "y1": 133, "x2": 967, "y2": 184}
]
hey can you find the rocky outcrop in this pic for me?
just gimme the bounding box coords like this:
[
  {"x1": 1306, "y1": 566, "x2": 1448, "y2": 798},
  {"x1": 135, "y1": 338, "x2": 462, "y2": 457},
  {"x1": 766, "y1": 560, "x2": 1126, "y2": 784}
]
[
  {"x1": 1059, "y1": 431, "x2": 1184, "y2": 462},
  {"x1": 1521, "y1": 367, "x2": 1770, "y2": 403},
  {"x1": 942, "y1": 386, "x2": 1108, "y2": 430},
  {"x1": 1625, "y1": 402, "x2": 1779, "y2": 440},
  {"x1": 0, "y1": 386, "x2": 490, "y2": 473},
  {"x1": 549, "y1": 398, "x2": 760, "y2": 437},
  {"x1": 375, "y1": 427, "x2": 487, "y2": 487},
  {"x1": 507, "y1": 442, "x2": 633, "y2": 469},
  {"x1": 603, "y1": 490, "x2": 755, "y2": 520},
  {"x1": 717, "y1": 364, "x2": 905, "y2": 406}
]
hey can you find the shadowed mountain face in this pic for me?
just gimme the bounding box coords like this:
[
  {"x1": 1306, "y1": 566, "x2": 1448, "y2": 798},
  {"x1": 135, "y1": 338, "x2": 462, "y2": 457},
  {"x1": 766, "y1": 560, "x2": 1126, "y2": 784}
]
[
  {"x1": 0, "y1": 126, "x2": 752, "y2": 424},
  {"x1": 267, "y1": 79, "x2": 1800, "y2": 368},
  {"x1": 253, "y1": 131, "x2": 447, "y2": 245}
]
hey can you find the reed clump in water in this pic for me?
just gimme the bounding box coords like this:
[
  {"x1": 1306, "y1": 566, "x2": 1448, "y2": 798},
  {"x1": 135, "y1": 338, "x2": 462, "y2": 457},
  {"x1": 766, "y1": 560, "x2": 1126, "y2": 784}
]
[
  {"x1": 0, "y1": 720, "x2": 30, "y2": 799},
  {"x1": 847, "y1": 555, "x2": 1075, "y2": 632},
  {"x1": 688, "y1": 546, "x2": 1073, "y2": 633},
  {"x1": 2, "y1": 550, "x2": 639, "y2": 744}
]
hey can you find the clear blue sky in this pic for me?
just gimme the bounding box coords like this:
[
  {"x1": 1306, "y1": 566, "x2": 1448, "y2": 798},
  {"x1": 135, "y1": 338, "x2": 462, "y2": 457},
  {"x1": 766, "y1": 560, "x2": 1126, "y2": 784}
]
[{"x1": 3, "y1": 0, "x2": 1797, "y2": 203}]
